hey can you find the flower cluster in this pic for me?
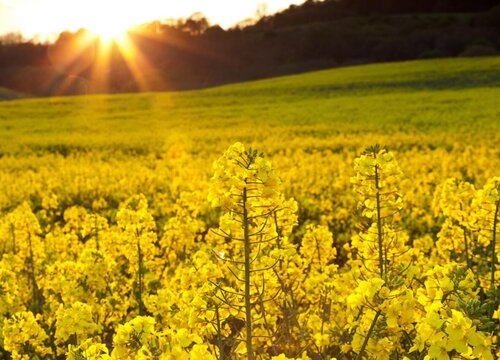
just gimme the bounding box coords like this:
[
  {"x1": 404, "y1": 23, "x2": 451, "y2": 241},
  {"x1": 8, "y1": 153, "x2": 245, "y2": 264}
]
[{"x1": 0, "y1": 142, "x2": 497, "y2": 360}]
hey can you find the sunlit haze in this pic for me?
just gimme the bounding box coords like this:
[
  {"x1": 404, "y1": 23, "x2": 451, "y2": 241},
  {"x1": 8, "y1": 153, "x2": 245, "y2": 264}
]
[{"x1": 0, "y1": 0, "x2": 306, "y2": 40}]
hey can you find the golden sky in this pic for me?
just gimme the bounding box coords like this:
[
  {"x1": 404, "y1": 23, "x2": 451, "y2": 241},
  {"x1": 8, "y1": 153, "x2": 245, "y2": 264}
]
[{"x1": 0, "y1": 0, "x2": 305, "y2": 39}]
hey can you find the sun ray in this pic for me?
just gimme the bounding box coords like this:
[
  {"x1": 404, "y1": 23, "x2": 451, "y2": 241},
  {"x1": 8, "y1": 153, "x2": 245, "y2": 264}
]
[
  {"x1": 45, "y1": 30, "x2": 96, "y2": 95},
  {"x1": 114, "y1": 35, "x2": 161, "y2": 92},
  {"x1": 88, "y1": 38, "x2": 114, "y2": 93}
]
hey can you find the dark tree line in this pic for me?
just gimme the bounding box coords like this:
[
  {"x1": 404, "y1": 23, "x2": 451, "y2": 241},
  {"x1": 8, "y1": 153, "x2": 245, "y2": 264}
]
[
  {"x1": 1, "y1": 1, "x2": 500, "y2": 97},
  {"x1": 256, "y1": 0, "x2": 500, "y2": 29}
]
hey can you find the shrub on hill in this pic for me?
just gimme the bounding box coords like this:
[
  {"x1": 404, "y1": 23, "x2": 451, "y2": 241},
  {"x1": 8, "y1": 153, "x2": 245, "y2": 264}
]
[{"x1": 459, "y1": 44, "x2": 499, "y2": 57}]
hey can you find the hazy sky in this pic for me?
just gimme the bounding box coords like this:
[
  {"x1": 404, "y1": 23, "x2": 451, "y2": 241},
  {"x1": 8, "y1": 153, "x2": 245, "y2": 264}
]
[{"x1": 0, "y1": 0, "x2": 305, "y2": 39}]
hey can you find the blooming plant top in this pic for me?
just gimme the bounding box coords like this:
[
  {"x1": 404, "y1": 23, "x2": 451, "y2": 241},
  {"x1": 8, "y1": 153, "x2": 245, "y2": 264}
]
[
  {"x1": 352, "y1": 145, "x2": 404, "y2": 220},
  {"x1": 208, "y1": 142, "x2": 281, "y2": 215}
]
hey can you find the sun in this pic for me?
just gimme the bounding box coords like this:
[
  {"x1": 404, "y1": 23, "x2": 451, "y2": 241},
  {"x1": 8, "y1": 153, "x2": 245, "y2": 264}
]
[
  {"x1": 87, "y1": 19, "x2": 131, "y2": 43},
  {"x1": 71, "y1": 2, "x2": 136, "y2": 43},
  {"x1": 25, "y1": 0, "x2": 165, "y2": 93}
]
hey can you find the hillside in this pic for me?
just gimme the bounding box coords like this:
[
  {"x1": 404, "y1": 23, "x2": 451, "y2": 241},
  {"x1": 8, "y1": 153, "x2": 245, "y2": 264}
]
[{"x1": 0, "y1": 57, "x2": 499, "y2": 156}]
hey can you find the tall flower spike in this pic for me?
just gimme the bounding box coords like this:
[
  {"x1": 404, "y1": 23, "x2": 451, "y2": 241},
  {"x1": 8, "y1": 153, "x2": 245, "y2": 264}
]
[
  {"x1": 350, "y1": 145, "x2": 409, "y2": 360},
  {"x1": 473, "y1": 177, "x2": 500, "y2": 291},
  {"x1": 209, "y1": 142, "x2": 281, "y2": 213},
  {"x1": 351, "y1": 145, "x2": 405, "y2": 278},
  {"x1": 208, "y1": 142, "x2": 285, "y2": 360},
  {"x1": 116, "y1": 194, "x2": 157, "y2": 316},
  {"x1": 433, "y1": 178, "x2": 476, "y2": 268}
]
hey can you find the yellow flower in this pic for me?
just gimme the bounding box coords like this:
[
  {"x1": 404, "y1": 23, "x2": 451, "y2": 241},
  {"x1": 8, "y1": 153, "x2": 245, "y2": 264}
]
[
  {"x1": 55, "y1": 302, "x2": 100, "y2": 344},
  {"x1": 3, "y1": 311, "x2": 52, "y2": 358}
]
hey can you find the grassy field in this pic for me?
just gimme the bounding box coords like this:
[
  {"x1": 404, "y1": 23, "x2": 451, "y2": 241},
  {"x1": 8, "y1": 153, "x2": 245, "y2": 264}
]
[{"x1": 1, "y1": 56, "x2": 499, "y2": 155}]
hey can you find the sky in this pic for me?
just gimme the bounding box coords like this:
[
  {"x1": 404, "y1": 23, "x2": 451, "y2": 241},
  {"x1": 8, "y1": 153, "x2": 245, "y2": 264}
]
[{"x1": 0, "y1": 0, "x2": 306, "y2": 40}]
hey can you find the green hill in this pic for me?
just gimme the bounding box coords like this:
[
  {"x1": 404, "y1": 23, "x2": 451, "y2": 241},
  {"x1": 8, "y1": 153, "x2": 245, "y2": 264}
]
[{"x1": 0, "y1": 57, "x2": 499, "y2": 155}]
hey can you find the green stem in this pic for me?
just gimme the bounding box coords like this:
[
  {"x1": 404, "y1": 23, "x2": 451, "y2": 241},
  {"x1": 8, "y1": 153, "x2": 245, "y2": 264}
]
[
  {"x1": 355, "y1": 310, "x2": 381, "y2": 360},
  {"x1": 273, "y1": 212, "x2": 282, "y2": 249},
  {"x1": 95, "y1": 216, "x2": 100, "y2": 251},
  {"x1": 215, "y1": 305, "x2": 225, "y2": 360},
  {"x1": 27, "y1": 234, "x2": 42, "y2": 314},
  {"x1": 374, "y1": 163, "x2": 384, "y2": 279},
  {"x1": 491, "y1": 200, "x2": 499, "y2": 291},
  {"x1": 462, "y1": 226, "x2": 471, "y2": 270},
  {"x1": 11, "y1": 223, "x2": 16, "y2": 253},
  {"x1": 242, "y1": 187, "x2": 254, "y2": 360},
  {"x1": 137, "y1": 235, "x2": 144, "y2": 316}
]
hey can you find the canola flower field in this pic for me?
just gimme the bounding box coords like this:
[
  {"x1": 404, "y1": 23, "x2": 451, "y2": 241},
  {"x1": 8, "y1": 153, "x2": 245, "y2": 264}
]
[{"x1": 0, "y1": 57, "x2": 499, "y2": 359}]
